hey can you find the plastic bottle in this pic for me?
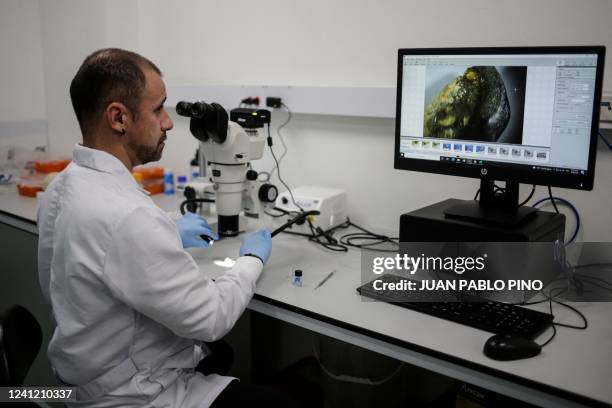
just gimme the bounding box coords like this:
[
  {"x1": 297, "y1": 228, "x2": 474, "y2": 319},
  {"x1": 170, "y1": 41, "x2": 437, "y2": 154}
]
[
  {"x1": 133, "y1": 172, "x2": 143, "y2": 188},
  {"x1": 163, "y1": 169, "x2": 174, "y2": 195}
]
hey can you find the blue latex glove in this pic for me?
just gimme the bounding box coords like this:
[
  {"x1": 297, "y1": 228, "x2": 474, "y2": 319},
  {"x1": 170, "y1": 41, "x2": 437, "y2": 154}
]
[
  {"x1": 239, "y1": 229, "x2": 272, "y2": 264},
  {"x1": 175, "y1": 212, "x2": 219, "y2": 248}
]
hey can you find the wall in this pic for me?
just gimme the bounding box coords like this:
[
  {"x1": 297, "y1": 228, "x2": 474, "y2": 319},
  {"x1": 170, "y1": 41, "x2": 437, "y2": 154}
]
[
  {"x1": 39, "y1": 0, "x2": 140, "y2": 157},
  {"x1": 136, "y1": 0, "x2": 612, "y2": 240},
  {"x1": 3, "y1": 0, "x2": 612, "y2": 240},
  {"x1": 0, "y1": 0, "x2": 47, "y2": 159}
]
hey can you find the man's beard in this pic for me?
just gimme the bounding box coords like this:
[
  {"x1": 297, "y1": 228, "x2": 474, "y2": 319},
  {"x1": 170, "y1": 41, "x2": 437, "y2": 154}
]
[{"x1": 130, "y1": 134, "x2": 166, "y2": 164}]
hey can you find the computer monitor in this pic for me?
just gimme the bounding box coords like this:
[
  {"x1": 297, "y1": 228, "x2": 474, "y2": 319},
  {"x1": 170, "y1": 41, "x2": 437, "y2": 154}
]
[{"x1": 394, "y1": 46, "x2": 605, "y2": 225}]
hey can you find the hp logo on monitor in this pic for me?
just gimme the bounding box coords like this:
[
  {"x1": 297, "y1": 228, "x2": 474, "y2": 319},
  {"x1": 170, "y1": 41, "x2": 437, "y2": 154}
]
[{"x1": 481, "y1": 168, "x2": 488, "y2": 176}]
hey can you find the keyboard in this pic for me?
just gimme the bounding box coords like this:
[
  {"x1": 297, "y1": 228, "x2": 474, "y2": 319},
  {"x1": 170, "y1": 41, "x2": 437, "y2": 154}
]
[{"x1": 357, "y1": 274, "x2": 553, "y2": 339}]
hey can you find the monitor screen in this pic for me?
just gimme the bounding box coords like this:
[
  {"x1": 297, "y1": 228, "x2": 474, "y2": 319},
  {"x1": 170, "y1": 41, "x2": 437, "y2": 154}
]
[{"x1": 394, "y1": 47, "x2": 605, "y2": 190}]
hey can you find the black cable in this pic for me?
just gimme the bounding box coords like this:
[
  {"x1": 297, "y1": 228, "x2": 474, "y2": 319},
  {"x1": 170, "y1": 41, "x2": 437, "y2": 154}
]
[
  {"x1": 306, "y1": 218, "x2": 348, "y2": 252},
  {"x1": 575, "y1": 262, "x2": 612, "y2": 270},
  {"x1": 517, "y1": 185, "x2": 536, "y2": 207},
  {"x1": 532, "y1": 196, "x2": 580, "y2": 244},
  {"x1": 180, "y1": 198, "x2": 215, "y2": 215},
  {"x1": 474, "y1": 183, "x2": 535, "y2": 207},
  {"x1": 337, "y1": 218, "x2": 400, "y2": 252},
  {"x1": 268, "y1": 103, "x2": 292, "y2": 180},
  {"x1": 547, "y1": 186, "x2": 560, "y2": 214},
  {"x1": 551, "y1": 298, "x2": 588, "y2": 329},
  {"x1": 264, "y1": 206, "x2": 299, "y2": 218},
  {"x1": 267, "y1": 123, "x2": 304, "y2": 212},
  {"x1": 539, "y1": 321, "x2": 557, "y2": 347},
  {"x1": 537, "y1": 285, "x2": 588, "y2": 347},
  {"x1": 537, "y1": 286, "x2": 558, "y2": 347},
  {"x1": 473, "y1": 183, "x2": 506, "y2": 201},
  {"x1": 271, "y1": 210, "x2": 320, "y2": 237},
  {"x1": 599, "y1": 130, "x2": 612, "y2": 150}
]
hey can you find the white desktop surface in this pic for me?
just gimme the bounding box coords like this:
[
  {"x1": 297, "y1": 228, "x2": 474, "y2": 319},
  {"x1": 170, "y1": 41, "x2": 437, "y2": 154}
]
[
  {"x1": 1, "y1": 190, "x2": 611, "y2": 408},
  {"x1": 193, "y1": 232, "x2": 612, "y2": 408}
]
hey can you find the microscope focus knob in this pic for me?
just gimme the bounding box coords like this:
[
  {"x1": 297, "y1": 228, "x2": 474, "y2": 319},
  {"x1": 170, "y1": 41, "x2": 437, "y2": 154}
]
[
  {"x1": 259, "y1": 184, "x2": 278, "y2": 203},
  {"x1": 246, "y1": 170, "x2": 258, "y2": 181},
  {"x1": 183, "y1": 186, "x2": 196, "y2": 200}
]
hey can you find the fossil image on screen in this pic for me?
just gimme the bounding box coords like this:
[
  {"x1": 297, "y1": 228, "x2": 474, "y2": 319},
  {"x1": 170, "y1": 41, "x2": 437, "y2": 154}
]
[{"x1": 423, "y1": 66, "x2": 526, "y2": 144}]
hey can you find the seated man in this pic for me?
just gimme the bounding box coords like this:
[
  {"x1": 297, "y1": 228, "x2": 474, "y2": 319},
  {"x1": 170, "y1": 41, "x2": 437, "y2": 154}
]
[{"x1": 37, "y1": 48, "x2": 283, "y2": 407}]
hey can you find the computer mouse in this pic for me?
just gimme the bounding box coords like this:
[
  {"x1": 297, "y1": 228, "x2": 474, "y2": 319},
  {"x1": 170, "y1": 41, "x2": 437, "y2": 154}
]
[{"x1": 483, "y1": 334, "x2": 542, "y2": 361}]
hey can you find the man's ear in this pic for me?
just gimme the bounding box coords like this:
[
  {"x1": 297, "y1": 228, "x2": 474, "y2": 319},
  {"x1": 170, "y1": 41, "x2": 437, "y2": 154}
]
[{"x1": 105, "y1": 102, "x2": 130, "y2": 135}]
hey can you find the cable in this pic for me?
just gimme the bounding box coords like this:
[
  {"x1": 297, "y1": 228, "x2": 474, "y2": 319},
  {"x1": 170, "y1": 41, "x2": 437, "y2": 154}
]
[
  {"x1": 179, "y1": 198, "x2": 215, "y2": 215},
  {"x1": 517, "y1": 184, "x2": 536, "y2": 207},
  {"x1": 599, "y1": 131, "x2": 612, "y2": 150},
  {"x1": 473, "y1": 183, "x2": 506, "y2": 201},
  {"x1": 539, "y1": 320, "x2": 557, "y2": 347},
  {"x1": 268, "y1": 103, "x2": 292, "y2": 180},
  {"x1": 266, "y1": 123, "x2": 304, "y2": 212},
  {"x1": 547, "y1": 186, "x2": 560, "y2": 214},
  {"x1": 306, "y1": 218, "x2": 348, "y2": 252},
  {"x1": 538, "y1": 285, "x2": 588, "y2": 347},
  {"x1": 532, "y1": 196, "x2": 580, "y2": 244},
  {"x1": 271, "y1": 210, "x2": 320, "y2": 237},
  {"x1": 337, "y1": 218, "x2": 400, "y2": 253}
]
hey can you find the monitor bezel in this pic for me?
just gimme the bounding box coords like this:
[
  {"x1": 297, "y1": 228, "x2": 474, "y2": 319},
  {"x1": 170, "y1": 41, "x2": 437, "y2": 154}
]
[{"x1": 394, "y1": 46, "x2": 606, "y2": 190}]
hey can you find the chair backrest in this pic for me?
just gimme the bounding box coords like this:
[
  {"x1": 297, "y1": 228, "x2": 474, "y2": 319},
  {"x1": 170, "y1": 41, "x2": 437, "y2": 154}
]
[{"x1": 0, "y1": 305, "x2": 42, "y2": 387}]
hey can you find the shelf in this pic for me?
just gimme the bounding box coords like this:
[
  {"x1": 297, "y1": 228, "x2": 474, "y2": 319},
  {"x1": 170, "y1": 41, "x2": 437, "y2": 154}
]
[{"x1": 166, "y1": 84, "x2": 396, "y2": 119}]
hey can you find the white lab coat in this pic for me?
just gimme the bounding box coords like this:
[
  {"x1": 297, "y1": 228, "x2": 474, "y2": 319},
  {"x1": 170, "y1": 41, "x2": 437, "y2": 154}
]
[{"x1": 37, "y1": 145, "x2": 263, "y2": 407}]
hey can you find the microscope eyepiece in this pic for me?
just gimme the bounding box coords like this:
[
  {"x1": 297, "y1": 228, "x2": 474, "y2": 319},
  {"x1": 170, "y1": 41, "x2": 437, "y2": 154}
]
[
  {"x1": 176, "y1": 100, "x2": 229, "y2": 144},
  {"x1": 191, "y1": 101, "x2": 216, "y2": 119},
  {"x1": 175, "y1": 101, "x2": 193, "y2": 117}
]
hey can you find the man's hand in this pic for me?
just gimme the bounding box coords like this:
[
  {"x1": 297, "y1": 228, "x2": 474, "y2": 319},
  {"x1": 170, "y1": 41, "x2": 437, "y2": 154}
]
[
  {"x1": 239, "y1": 229, "x2": 272, "y2": 264},
  {"x1": 175, "y1": 212, "x2": 219, "y2": 248}
]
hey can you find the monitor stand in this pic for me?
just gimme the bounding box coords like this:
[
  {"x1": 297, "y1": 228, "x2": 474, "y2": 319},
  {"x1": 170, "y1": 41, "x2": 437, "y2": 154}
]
[{"x1": 444, "y1": 179, "x2": 537, "y2": 227}]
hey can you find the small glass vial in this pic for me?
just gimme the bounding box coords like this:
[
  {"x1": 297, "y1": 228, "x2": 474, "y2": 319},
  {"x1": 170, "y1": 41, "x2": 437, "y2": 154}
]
[{"x1": 293, "y1": 269, "x2": 303, "y2": 287}]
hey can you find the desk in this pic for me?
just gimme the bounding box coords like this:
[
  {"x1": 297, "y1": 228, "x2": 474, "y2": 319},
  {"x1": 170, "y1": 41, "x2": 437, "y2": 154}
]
[{"x1": 1, "y1": 189, "x2": 611, "y2": 408}]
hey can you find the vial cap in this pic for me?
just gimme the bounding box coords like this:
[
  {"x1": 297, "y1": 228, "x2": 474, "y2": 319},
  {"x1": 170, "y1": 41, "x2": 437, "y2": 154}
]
[
  {"x1": 177, "y1": 175, "x2": 187, "y2": 183},
  {"x1": 294, "y1": 269, "x2": 302, "y2": 277}
]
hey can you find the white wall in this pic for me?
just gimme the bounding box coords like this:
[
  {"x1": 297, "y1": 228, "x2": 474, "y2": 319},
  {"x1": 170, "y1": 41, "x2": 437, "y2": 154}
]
[
  {"x1": 3, "y1": 0, "x2": 612, "y2": 240},
  {"x1": 39, "y1": 0, "x2": 141, "y2": 157},
  {"x1": 138, "y1": 0, "x2": 612, "y2": 88},
  {"x1": 138, "y1": 0, "x2": 612, "y2": 240},
  {"x1": 0, "y1": 0, "x2": 46, "y2": 122},
  {"x1": 0, "y1": 0, "x2": 47, "y2": 154}
]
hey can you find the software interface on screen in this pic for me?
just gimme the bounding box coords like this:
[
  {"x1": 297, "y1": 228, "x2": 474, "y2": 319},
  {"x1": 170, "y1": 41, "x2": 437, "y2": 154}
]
[{"x1": 398, "y1": 53, "x2": 599, "y2": 175}]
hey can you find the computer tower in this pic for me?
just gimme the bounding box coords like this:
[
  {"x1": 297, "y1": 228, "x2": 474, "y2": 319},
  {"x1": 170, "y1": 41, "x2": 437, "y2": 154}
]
[{"x1": 400, "y1": 199, "x2": 566, "y2": 242}]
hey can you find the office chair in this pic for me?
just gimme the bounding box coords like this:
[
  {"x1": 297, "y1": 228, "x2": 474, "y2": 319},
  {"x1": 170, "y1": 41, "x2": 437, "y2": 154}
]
[{"x1": 0, "y1": 304, "x2": 42, "y2": 387}]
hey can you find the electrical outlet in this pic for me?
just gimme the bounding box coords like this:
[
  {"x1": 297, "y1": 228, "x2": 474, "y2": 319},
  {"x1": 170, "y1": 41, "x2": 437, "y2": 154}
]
[{"x1": 601, "y1": 91, "x2": 612, "y2": 122}]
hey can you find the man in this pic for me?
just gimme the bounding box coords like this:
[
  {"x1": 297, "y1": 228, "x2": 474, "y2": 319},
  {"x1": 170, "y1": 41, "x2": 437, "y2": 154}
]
[{"x1": 37, "y1": 48, "x2": 277, "y2": 407}]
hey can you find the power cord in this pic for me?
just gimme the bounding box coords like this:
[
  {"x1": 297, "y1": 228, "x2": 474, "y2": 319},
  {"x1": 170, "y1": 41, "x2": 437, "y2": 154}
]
[
  {"x1": 259, "y1": 103, "x2": 292, "y2": 182},
  {"x1": 473, "y1": 183, "x2": 535, "y2": 208},
  {"x1": 532, "y1": 192, "x2": 580, "y2": 244},
  {"x1": 538, "y1": 286, "x2": 588, "y2": 347},
  {"x1": 268, "y1": 102, "x2": 292, "y2": 181},
  {"x1": 266, "y1": 123, "x2": 304, "y2": 212},
  {"x1": 336, "y1": 218, "x2": 400, "y2": 253},
  {"x1": 473, "y1": 182, "x2": 506, "y2": 201}
]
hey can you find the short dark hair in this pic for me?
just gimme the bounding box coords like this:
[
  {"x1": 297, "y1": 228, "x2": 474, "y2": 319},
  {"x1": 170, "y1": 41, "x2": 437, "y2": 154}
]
[{"x1": 69, "y1": 48, "x2": 161, "y2": 136}]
